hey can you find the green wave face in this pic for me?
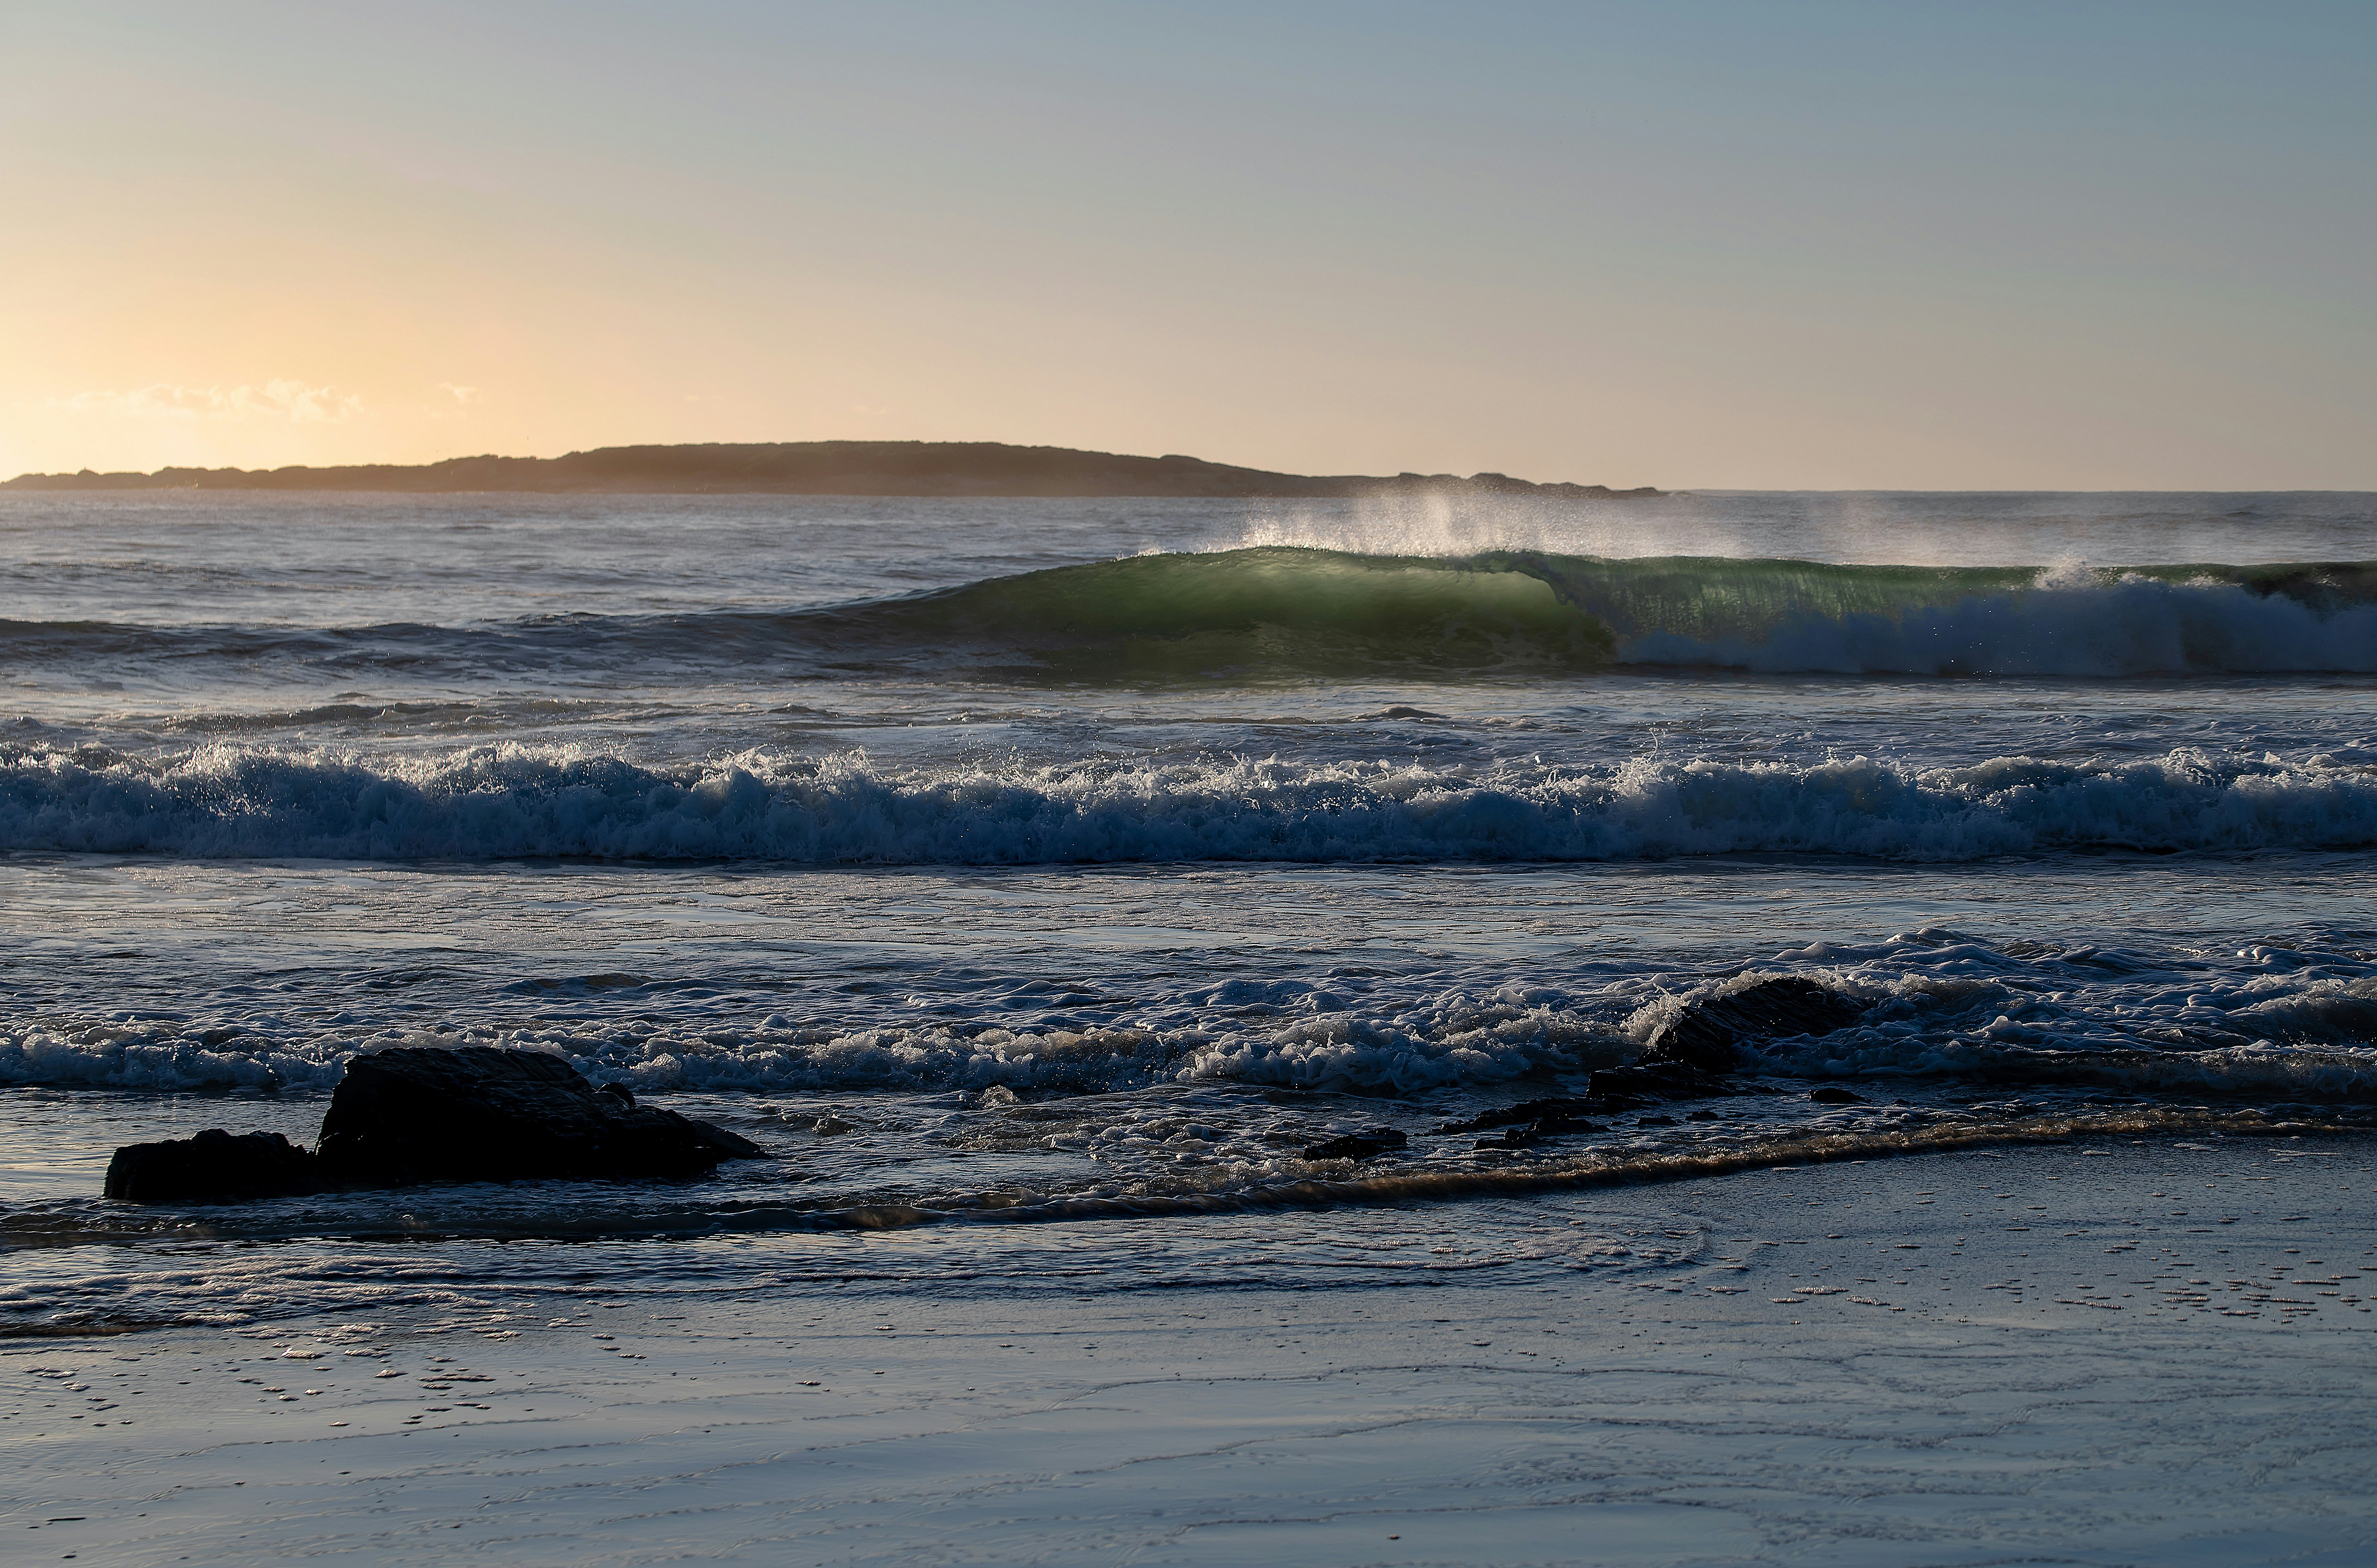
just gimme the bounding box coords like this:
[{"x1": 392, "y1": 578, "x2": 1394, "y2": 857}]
[
  {"x1": 829, "y1": 547, "x2": 1620, "y2": 678},
  {"x1": 800, "y1": 548, "x2": 2377, "y2": 680},
  {"x1": 1503, "y1": 554, "x2": 2038, "y2": 643}
]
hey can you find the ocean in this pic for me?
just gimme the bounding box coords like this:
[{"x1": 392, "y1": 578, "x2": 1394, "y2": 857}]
[{"x1": 4, "y1": 487, "x2": 2376, "y2": 1322}]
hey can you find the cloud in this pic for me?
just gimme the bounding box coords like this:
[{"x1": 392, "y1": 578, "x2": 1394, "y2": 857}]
[
  {"x1": 55, "y1": 380, "x2": 364, "y2": 422},
  {"x1": 437, "y1": 383, "x2": 482, "y2": 405}
]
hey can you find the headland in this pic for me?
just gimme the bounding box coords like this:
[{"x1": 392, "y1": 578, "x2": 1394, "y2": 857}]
[{"x1": 2, "y1": 441, "x2": 1660, "y2": 498}]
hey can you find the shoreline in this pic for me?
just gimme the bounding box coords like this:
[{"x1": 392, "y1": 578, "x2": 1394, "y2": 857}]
[{"x1": 10, "y1": 1134, "x2": 2373, "y2": 1565}]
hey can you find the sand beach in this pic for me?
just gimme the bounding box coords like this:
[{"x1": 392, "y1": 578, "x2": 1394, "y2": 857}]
[{"x1": 12, "y1": 1136, "x2": 2374, "y2": 1566}]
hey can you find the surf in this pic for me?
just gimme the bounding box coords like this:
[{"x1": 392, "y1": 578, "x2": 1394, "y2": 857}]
[
  {"x1": 7, "y1": 741, "x2": 2376, "y2": 864},
  {"x1": 8, "y1": 548, "x2": 2375, "y2": 681}
]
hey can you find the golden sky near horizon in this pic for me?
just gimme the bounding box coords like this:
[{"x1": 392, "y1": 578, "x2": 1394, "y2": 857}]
[{"x1": 4, "y1": 3, "x2": 2372, "y2": 489}]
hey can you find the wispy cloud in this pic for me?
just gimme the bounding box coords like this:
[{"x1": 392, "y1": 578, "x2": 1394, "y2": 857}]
[
  {"x1": 55, "y1": 381, "x2": 364, "y2": 422},
  {"x1": 437, "y1": 383, "x2": 482, "y2": 406}
]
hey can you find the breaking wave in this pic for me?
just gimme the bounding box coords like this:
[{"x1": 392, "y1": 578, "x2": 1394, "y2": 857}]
[
  {"x1": 7, "y1": 549, "x2": 2376, "y2": 679},
  {"x1": 5, "y1": 740, "x2": 2376, "y2": 863}
]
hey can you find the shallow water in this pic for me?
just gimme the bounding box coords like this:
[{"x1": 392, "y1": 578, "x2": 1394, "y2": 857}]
[
  {"x1": 2, "y1": 488, "x2": 2374, "y2": 1334},
  {"x1": 10, "y1": 1140, "x2": 2376, "y2": 1566}
]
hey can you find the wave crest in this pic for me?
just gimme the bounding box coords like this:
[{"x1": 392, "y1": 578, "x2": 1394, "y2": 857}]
[
  {"x1": 9, "y1": 549, "x2": 2375, "y2": 680},
  {"x1": 5, "y1": 741, "x2": 2375, "y2": 863}
]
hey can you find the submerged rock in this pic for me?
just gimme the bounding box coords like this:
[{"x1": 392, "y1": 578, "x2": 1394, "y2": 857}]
[
  {"x1": 1583, "y1": 1061, "x2": 1731, "y2": 1104},
  {"x1": 1440, "y1": 1097, "x2": 1609, "y2": 1147},
  {"x1": 1809, "y1": 1085, "x2": 1867, "y2": 1104},
  {"x1": 104, "y1": 1129, "x2": 327, "y2": 1204},
  {"x1": 1300, "y1": 1127, "x2": 1408, "y2": 1161},
  {"x1": 315, "y1": 1047, "x2": 766, "y2": 1187},
  {"x1": 1437, "y1": 1096, "x2": 1599, "y2": 1135},
  {"x1": 1640, "y1": 976, "x2": 1870, "y2": 1072}
]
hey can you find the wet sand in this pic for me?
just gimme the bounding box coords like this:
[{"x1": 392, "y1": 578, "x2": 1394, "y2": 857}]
[{"x1": 8, "y1": 1136, "x2": 2375, "y2": 1566}]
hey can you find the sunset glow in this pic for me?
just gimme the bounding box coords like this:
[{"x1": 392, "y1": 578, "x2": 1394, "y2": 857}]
[{"x1": 6, "y1": 2, "x2": 2371, "y2": 488}]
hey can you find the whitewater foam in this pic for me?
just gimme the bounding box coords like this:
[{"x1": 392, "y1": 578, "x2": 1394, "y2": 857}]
[
  {"x1": 6, "y1": 740, "x2": 2374, "y2": 864},
  {"x1": 9, "y1": 910, "x2": 2376, "y2": 1101}
]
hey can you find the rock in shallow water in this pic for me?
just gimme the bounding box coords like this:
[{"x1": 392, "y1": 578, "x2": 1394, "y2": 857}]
[
  {"x1": 103, "y1": 1047, "x2": 767, "y2": 1204},
  {"x1": 316, "y1": 1046, "x2": 766, "y2": 1186},
  {"x1": 1640, "y1": 975, "x2": 1871, "y2": 1072},
  {"x1": 1438, "y1": 1097, "x2": 1610, "y2": 1146},
  {"x1": 104, "y1": 1128, "x2": 327, "y2": 1204},
  {"x1": 1583, "y1": 1062, "x2": 1732, "y2": 1104},
  {"x1": 1437, "y1": 1096, "x2": 1600, "y2": 1134},
  {"x1": 1300, "y1": 1127, "x2": 1409, "y2": 1161}
]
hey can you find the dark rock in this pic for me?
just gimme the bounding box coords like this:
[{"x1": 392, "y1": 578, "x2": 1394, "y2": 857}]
[
  {"x1": 1436, "y1": 1096, "x2": 1599, "y2": 1135},
  {"x1": 104, "y1": 1129, "x2": 327, "y2": 1204},
  {"x1": 1300, "y1": 1127, "x2": 1409, "y2": 1161},
  {"x1": 1640, "y1": 976, "x2": 1871, "y2": 1072},
  {"x1": 1476, "y1": 1113, "x2": 1607, "y2": 1150},
  {"x1": 1584, "y1": 1062, "x2": 1730, "y2": 1105},
  {"x1": 105, "y1": 1050, "x2": 770, "y2": 1203},
  {"x1": 315, "y1": 1047, "x2": 766, "y2": 1187},
  {"x1": 1809, "y1": 1085, "x2": 1866, "y2": 1104},
  {"x1": 1438, "y1": 1096, "x2": 1612, "y2": 1149},
  {"x1": 1685, "y1": 1109, "x2": 1721, "y2": 1122},
  {"x1": 1636, "y1": 1115, "x2": 1678, "y2": 1127}
]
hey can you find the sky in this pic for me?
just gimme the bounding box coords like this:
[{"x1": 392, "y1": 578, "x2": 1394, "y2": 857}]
[{"x1": 3, "y1": 1, "x2": 2372, "y2": 489}]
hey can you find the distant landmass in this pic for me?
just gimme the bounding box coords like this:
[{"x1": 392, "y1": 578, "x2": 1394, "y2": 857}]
[{"x1": 3, "y1": 442, "x2": 1659, "y2": 498}]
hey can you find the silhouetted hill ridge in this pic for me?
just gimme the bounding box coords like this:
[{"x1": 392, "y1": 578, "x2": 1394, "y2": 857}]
[{"x1": 4, "y1": 441, "x2": 1658, "y2": 498}]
